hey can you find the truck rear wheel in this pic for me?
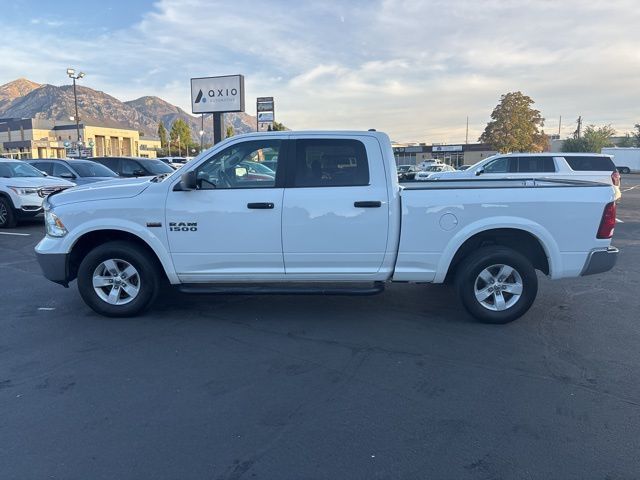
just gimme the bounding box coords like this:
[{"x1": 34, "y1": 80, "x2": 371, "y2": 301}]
[
  {"x1": 455, "y1": 246, "x2": 538, "y2": 324},
  {"x1": 77, "y1": 241, "x2": 160, "y2": 317}
]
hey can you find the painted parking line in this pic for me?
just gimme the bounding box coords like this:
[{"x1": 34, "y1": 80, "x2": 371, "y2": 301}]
[
  {"x1": 616, "y1": 218, "x2": 624, "y2": 223},
  {"x1": 0, "y1": 231, "x2": 31, "y2": 236},
  {"x1": 622, "y1": 184, "x2": 640, "y2": 192}
]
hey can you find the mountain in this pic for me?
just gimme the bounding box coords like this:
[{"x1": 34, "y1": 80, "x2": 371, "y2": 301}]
[
  {"x1": 0, "y1": 78, "x2": 41, "y2": 111},
  {"x1": 0, "y1": 78, "x2": 257, "y2": 144}
]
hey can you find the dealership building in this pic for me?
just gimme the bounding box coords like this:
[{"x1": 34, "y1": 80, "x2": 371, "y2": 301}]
[
  {"x1": 392, "y1": 142, "x2": 498, "y2": 168},
  {"x1": 0, "y1": 118, "x2": 161, "y2": 159}
]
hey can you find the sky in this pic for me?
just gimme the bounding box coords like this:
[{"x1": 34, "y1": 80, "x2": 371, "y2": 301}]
[{"x1": 1, "y1": 0, "x2": 639, "y2": 143}]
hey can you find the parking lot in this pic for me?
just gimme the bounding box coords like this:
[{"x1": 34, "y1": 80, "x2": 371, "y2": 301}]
[{"x1": 1, "y1": 177, "x2": 639, "y2": 479}]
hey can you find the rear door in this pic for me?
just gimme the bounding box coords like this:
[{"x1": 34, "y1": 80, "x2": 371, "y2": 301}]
[{"x1": 281, "y1": 135, "x2": 390, "y2": 276}]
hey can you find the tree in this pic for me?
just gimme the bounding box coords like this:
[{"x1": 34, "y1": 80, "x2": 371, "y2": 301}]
[
  {"x1": 157, "y1": 122, "x2": 168, "y2": 149},
  {"x1": 169, "y1": 119, "x2": 192, "y2": 155},
  {"x1": 479, "y1": 92, "x2": 547, "y2": 153},
  {"x1": 633, "y1": 124, "x2": 640, "y2": 147},
  {"x1": 562, "y1": 125, "x2": 615, "y2": 153},
  {"x1": 271, "y1": 121, "x2": 287, "y2": 131},
  {"x1": 225, "y1": 125, "x2": 235, "y2": 138},
  {"x1": 618, "y1": 133, "x2": 635, "y2": 148}
]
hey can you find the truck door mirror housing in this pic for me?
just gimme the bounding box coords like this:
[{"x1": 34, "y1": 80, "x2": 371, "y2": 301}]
[
  {"x1": 475, "y1": 169, "x2": 484, "y2": 176},
  {"x1": 133, "y1": 169, "x2": 146, "y2": 176},
  {"x1": 177, "y1": 170, "x2": 198, "y2": 190}
]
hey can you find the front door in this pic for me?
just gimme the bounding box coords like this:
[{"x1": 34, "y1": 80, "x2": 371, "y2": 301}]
[
  {"x1": 281, "y1": 136, "x2": 390, "y2": 276},
  {"x1": 166, "y1": 138, "x2": 285, "y2": 281}
]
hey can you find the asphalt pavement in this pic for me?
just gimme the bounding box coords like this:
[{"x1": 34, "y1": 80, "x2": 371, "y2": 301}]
[{"x1": 1, "y1": 176, "x2": 640, "y2": 479}]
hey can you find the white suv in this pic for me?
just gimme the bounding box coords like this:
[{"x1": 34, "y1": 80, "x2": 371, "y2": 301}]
[
  {"x1": 426, "y1": 153, "x2": 621, "y2": 200},
  {"x1": 0, "y1": 159, "x2": 75, "y2": 228}
]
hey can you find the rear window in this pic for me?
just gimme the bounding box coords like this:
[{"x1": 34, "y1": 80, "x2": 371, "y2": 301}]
[
  {"x1": 293, "y1": 139, "x2": 369, "y2": 187},
  {"x1": 145, "y1": 160, "x2": 175, "y2": 174},
  {"x1": 516, "y1": 157, "x2": 555, "y2": 173},
  {"x1": 72, "y1": 161, "x2": 118, "y2": 177},
  {"x1": 564, "y1": 156, "x2": 615, "y2": 172}
]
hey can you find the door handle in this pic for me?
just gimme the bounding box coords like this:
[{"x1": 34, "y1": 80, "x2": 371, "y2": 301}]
[
  {"x1": 247, "y1": 202, "x2": 275, "y2": 209},
  {"x1": 354, "y1": 201, "x2": 382, "y2": 208}
]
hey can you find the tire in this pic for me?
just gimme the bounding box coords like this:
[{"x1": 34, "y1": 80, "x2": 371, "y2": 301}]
[
  {"x1": 77, "y1": 241, "x2": 161, "y2": 317},
  {"x1": 0, "y1": 197, "x2": 17, "y2": 228},
  {"x1": 621, "y1": 167, "x2": 631, "y2": 174},
  {"x1": 455, "y1": 246, "x2": 538, "y2": 324}
]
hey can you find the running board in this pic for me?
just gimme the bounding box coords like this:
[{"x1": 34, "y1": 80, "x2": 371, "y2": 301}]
[{"x1": 177, "y1": 281, "x2": 385, "y2": 296}]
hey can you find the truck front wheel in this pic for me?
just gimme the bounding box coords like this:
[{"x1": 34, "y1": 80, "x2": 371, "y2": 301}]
[
  {"x1": 77, "y1": 241, "x2": 160, "y2": 317},
  {"x1": 0, "y1": 198, "x2": 17, "y2": 228},
  {"x1": 455, "y1": 246, "x2": 538, "y2": 324}
]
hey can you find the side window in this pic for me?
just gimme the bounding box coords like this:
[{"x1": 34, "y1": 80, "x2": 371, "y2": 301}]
[
  {"x1": 564, "y1": 156, "x2": 616, "y2": 172},
  {"x1": 196, "y1": 140, "x2": 280, "y2": 190},
  {"x1": 52, "y1": 163, "x2": 74, "y2": 177},
  {"x1": 517, "y1": 157, "x2": 555, "y2": 173},
  {"x1": 121, "y1": 159, "x2": 143, "y2": 176},
  {"x1": 97, "y1": 158, "x2": 119, "y2": 172},
  {"x1": 483, "y1": 157, "x2": 510, "y2": 173},
  {"x1": 293, "y1": 139, "x2": 369, "y2": 187},
  {"x1": 32, "y1": 162, "x2": 52, "y2": 175}
]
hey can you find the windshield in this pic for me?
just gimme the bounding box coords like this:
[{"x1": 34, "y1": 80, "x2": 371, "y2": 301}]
[
  {"x1": 71, "y1": 162, "x2": 118, "y2": 177},
  {"x1": 145, "y1": 160, "x2": 175, "y2": 175},
  {"x1": 0, "y1": 161, "x2": 46, "y2": 178}
]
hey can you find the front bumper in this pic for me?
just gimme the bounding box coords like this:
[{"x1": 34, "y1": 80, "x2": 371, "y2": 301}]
[
  {"x1": 581, "y1": 246, "x2": 619, "y2": 276},
  {"x1": 36, "y1": 251, "x2": 70, "y2": 287}
]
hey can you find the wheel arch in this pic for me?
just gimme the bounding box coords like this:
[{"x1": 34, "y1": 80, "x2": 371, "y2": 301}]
[
  {"x1": 441, "y1": 226, "x2": 554, "y2": 284},
  {"x1": 68, "y1": 229, "x2": 175, "y2": 284}
]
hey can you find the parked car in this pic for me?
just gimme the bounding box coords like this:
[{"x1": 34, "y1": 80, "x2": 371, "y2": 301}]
[
  {"x1": 27, "y1": 159, "x2": 119, "y2": 185},
  {"x1": 601, "y1": 147, "x2": 640, "y2": 174},
  {"x1": 157, "y1": 157, "x2": 189, "y2": 169},
  {"x1": 426, "y1": 153, "x2": 621, "y2": 200},
  {"x1": 36, "y1": 131, "x2": 618, "y2": 324},
  {"x1": 415, "y1": 164, "x2": 456, "y2": 180},
  {"x1": 88, "y1": 157, "x2": 174, "y2": 177},
  {"x1": 397, "y1": 165, "x2": 418, "y2": 181},
  {"x1": 0, "y1": 159, "x2": 75, "y2": 228}
]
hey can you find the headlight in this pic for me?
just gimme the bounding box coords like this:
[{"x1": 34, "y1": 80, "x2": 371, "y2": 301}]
[
  {"x1": 44, "y1": 210, "x2": 68, "y2": 237},
  {"x1": 9, "y1": 186, "x2": 39, "y2": 196}
]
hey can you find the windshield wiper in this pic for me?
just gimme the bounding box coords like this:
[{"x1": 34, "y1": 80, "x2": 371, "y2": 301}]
[{"x1": 150, "y1": 172, "x2": 172, "y2": 182}]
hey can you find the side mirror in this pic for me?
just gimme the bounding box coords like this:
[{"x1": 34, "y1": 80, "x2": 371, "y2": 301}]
[
  {"x1": 475, "y1": 169, "x2": 484, "y2": 176},
  {"x1": 133, "y1": 169, "x2": 146, "y2": 176},
  {"x1": 59, "y1": 172, "x2": 75, "y2": 179},
  {"x1": 176, "y1": 170, "x2": 198, "y2": 191}
]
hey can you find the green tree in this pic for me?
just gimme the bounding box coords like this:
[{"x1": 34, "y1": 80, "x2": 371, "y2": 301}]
[
  {"x1": 271, "y1": 121, "x2": 287, "y2": 131},
  {"x1": 479, "y1": 92, "x2": 547, "y2": 153},
  {"x1": 169, "y1": 119, "x2": 192, "y2": 154},
  {"x1": 562, "y1": 125, "x2": 615, "y2": 153},
  {"x1": 633, "y1": 124, "x2": 640, "y2": 147},
  {"x1": 225, "y1": 125, "x2": 235, "y2": 138},
  {"x1": 618, "y1": 133, "x2": 634, "y2": 147},
  {"x1": 157, "y1": 122, "x2": 168, "y2": 149}
]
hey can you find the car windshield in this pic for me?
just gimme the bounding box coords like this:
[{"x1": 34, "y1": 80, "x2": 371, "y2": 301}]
[
  {"x1": 397, "y1": 165, "x2": 411, "y2": 172},
  {"x1": 145, "y1": 160, "x2": 175, "y2": 174},
  {"x1": 70, "y1": 162, "x2": 118, "y2": 177},
  {"x1": 0, "y1": 161, "x2": 46, "y2": 178}
]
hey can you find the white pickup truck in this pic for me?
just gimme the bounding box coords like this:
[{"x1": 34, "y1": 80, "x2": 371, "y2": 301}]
[{"x1": 35, "y1": 131, "x2": 618, "y2": 323}]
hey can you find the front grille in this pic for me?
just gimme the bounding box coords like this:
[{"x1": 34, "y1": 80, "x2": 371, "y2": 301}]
[{"x1": 38, "y1": 186, "x2": 71, "y2": 198}]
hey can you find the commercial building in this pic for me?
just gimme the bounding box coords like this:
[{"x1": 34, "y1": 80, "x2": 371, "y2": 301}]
[
  {"x1": 392, "y1": 142, "x2": 497, "y2": 167},
  {"x1": 0, "y1": 118, "x2": 159, "y2": 159}
]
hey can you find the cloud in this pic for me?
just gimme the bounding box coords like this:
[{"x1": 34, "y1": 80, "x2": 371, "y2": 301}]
[{"x1": 1, "y1": 0, "x2": 640, "y2": 142}]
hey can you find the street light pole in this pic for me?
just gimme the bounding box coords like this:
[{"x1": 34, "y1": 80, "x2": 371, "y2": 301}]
[{"x1": 66, "y1": 68, "x2": 85, "y2": 146}]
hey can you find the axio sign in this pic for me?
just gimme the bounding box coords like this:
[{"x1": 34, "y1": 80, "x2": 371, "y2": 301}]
[{"x1": 191, "y1": 75, "x2": 245, "y2": 114}]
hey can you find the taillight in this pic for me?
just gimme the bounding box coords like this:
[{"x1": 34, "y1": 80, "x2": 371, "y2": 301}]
[
  {"x1": 611, "y1": 170, "x2": 620, "y2": 186},
  {"x1": 597, "y1": 202, "x2": 616, "y2": 239}
]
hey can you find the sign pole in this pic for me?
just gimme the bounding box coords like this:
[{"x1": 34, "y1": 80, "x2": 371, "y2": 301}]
[{"x1": 213, "y1": 112, "x2": 224, "y2": 145}]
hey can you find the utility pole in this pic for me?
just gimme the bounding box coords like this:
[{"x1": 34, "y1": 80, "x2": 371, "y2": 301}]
[
  {"x1": 465, "y1": 116, "x2": 469, "y2": 144},
  {"x1": 558, "y1": 115, "x2": 562, "y2": 136},
  {"x1": 66, "y1": 68, "x2": 85, "y2": 146},
  {"x1": 575, "y1": 116, "x2": 582, "y2": 138}
]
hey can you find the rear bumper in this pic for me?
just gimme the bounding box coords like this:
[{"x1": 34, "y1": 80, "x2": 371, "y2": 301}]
[
  {"x1": 36, "y1": 251, "x2": 70, "y2": 287},
  {"x1": 581, "y1": 246, "x2": 618, "y2": 276}
]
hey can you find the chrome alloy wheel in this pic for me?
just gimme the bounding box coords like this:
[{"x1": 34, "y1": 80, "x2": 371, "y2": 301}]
[
  {"x1": 474, "y1": 264, "x2": 523, "y2": 311},
  {"x1": 92, "y1": 259, "x2": 141, "y2": 305}
]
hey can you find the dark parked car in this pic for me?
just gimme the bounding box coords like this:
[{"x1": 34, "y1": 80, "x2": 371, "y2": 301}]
[
  {"x1": 27, "y1": 158, "x2": 119, "y2": 185},
  {"x1": 88, "y1": 157, "x2": 174, "y2": 177},
  {"x1": 397, "y1": 164, "x2": 418, "y2": 181}
]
